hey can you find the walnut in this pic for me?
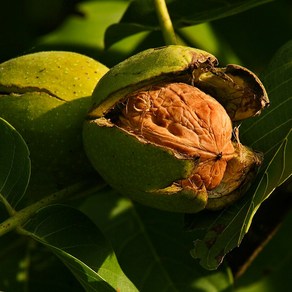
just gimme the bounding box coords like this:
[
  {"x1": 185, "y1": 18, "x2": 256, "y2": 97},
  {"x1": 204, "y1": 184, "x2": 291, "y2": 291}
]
[
  {"x1": 83, "y1": 45, "x2": 269, "y2": 213},
  {"x1": 118, "y1": 82, "x2": 235, "y2": 190}
]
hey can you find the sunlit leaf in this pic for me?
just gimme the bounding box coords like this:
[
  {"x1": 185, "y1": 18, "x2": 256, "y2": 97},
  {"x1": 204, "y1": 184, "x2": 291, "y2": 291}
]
[
  {"x1": 39, "y1": 1, "x2": 127, "y2": 50},
  {"x1": 0, "y1": 118, "x2": 30, "y2": 210},
  {"x1": 36, "y1": 0, "x2": 145, "y2": 66},
  {"x1": 190, "y1": 40, "x2": 292, "y2": 270},
  {"x1": 22, "y1": 204, "x2": 138, "y2": 292},
  {"x1": 105, "y1": 23, "x2": 153, "y2": 49},
  {"x1": 177, "y1": 23, "x2": 243, "y2": 66},
  {"x1": 80, "y1": 188, "x2": 233, "y2": 291}
]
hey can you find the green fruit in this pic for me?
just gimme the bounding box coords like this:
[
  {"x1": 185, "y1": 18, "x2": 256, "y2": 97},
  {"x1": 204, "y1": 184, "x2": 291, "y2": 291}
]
[
  {"x1": 0, "y1": 51, "x2": 108, "y2": 201},
  {"x1": 83, "y1": 45, "x2": 269, "y2": 213}
]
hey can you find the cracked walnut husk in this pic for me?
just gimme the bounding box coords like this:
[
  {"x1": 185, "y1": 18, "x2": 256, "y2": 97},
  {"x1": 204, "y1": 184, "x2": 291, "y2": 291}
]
[{"x1": 83, "y1": 45, "x2": 269, "y2": 213}]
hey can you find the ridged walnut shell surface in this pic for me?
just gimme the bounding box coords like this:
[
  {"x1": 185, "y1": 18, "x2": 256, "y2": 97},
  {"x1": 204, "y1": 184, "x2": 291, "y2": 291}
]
[{"x1": 118, "y1": 82, "x2": 235, "y2": 190}]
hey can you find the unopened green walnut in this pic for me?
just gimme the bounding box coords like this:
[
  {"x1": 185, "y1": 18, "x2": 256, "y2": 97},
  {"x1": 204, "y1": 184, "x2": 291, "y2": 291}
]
[
  {"x1": 0, "y1": 51, "x2": 108, "y2": 201},
  {"x1": 83, "y1": 45, "x2": 269, "y2": 213}
]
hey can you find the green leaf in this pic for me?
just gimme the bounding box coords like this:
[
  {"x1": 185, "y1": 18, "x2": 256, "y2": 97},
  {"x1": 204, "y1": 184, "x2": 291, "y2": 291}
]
[
  {"x1": 0, "y1": 231, "x2": 28, "y2": 291},
  {"x1": 122, "y1": 0, "x2": 274, "y2": 26},
  {"x1": 190, "y1": 40, "x2": 292, "y2": 270},
  {"x1": 238, "y1": 39, "x2": 292, "y2": 235},
  {"x1": 241, "y1": 42, "x2": 292, "y2": 159},
  {"x1": 0, "y1": 230, "x2": 83, "y2": 292},
  {"x1": 36, "y1": 0, "x2": 145, "y2": 67},
  {"x1": 0, "y1": 118, "x2": 30, "y2": 211},
  {"x1": 39, "y1": 0, "x2": 128, "y2": 50},
  {"x1": 235, "y1": 211, "x2": 292, "y2": 292},
  {"x1": 240, "y1": 131, "x2": 291, "y2": 235},
  {"x1": 105, "y1": 0, "x2": 272, "y2": 47},
  {"x1": 80, "y1": 188, "x2": 233, "y2": 291},
  {"x1": 22, "y1": 204, "x2": 138, "y2": 292},
  {"x1": 105, "y1": 23, "x2": 152, "y2": 49}
]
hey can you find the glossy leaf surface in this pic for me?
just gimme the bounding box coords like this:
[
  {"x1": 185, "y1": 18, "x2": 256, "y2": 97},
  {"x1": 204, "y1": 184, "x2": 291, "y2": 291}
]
[
  {"x1": 190, "y1": 40, "x2": 292, "y2": 270},
  {"x1": 22, "y1": 204, "x2": 138, "y2": 292},
  {"x1": 0, "y1": 118, "x2": 30, "y2": 210}
]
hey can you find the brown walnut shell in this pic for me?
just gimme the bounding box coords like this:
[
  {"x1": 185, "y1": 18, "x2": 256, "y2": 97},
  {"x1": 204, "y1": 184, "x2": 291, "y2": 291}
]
[{"x1": 118, "y1": 82, "x2": 235, "y2": 190}]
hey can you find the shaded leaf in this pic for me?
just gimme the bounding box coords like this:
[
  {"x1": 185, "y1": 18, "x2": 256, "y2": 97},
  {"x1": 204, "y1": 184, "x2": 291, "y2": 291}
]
[
  {"x1": 177, "y1": 23, "x2": 243, "y2": 66},
  {"x1": 22, "y1": 204, "x2": 138, "y2": 292},
  {"x1": 240, "y1": 131, "x2": 291, "y2": 236},
  {"x1": 0, "y1": 231, "x2": 83, "y2": 292},
  {"x1": 105, "y1": 0, "x2": 272, "y2": 47},
  {"x1": 239, "y1": 40, "x2": 292, "y2": 234},
  {"x1": 0, "y1": 231, "x2": 29, "y2": 291},
  {"x1": 38, "y1": 0, "x2": 128, "y2": 50},
  {"x1": 0, "y1": 118, "x2": 30, "y2": 210},
  {"x1": 105, "y1": 23, "x2": 153, "y2": 49},
  {"x1": 123, "y1": 0, "x2": 273, "y2": 27},
  {"x1": 80, "y1": 188, "x2": 233, "y2": 291},
  {"x1": 190, "y1": 40, "x2": 292, "y2": 270},
  {"x1": 241, "y1": 43, "x2": 292, "y2": 159},
  {"x1": 234, "y1": 211, "x2": 292, "y2": 291},
  {"x1": 208, "y1": 0, "x2": 292, "y2": 72},
  {"x1": 36, "y1": 0, "x2": 145, "y2": 67}
]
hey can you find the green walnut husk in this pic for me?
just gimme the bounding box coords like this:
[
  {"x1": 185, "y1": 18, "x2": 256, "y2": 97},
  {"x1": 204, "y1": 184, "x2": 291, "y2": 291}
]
[
  {"x1": 0, "y1": 51, "x2": 108, "y2": 201},
  {"x1": 83, "y1": 45, "x2": 269, "y2": 213}
]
